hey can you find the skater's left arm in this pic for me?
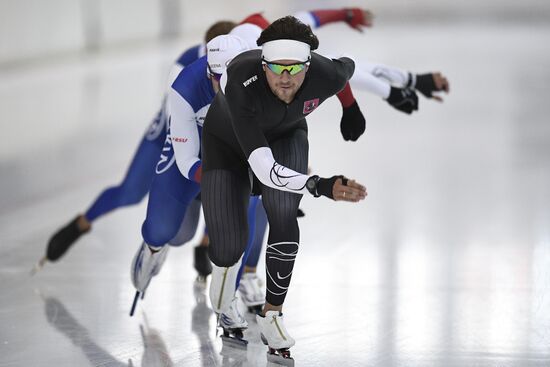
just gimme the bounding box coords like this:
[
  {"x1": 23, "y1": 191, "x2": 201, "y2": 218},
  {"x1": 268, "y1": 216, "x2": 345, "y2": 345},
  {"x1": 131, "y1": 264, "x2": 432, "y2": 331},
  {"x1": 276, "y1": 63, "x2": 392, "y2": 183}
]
[
  {"x1": 365, "y1": 61, "x2": 450, "y2": 102},
  {"x1": 315, "y1": 53, "x2": 366, "y2": 142},
  {"x1": 348, "y1": 65, "x2": 420, "y2": 114},
  {"x1": 352, "y1": 61, "x2": 450, "y2": 102}
]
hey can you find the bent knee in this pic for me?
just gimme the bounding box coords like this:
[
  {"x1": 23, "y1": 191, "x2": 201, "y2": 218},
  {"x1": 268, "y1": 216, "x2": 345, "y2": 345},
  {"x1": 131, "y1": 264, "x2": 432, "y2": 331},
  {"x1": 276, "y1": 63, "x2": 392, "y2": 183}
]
[
  {"x1": 142, "y1": 221, "x2": 179, "y2": 247},
  {"x1": 208, "y1": 245, "x2": 243, "y2": 267}
]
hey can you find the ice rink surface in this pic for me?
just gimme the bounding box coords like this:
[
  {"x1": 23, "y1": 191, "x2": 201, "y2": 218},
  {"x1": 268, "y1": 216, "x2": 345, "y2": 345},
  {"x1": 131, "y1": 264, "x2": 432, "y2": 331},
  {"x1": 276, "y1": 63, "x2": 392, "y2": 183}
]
[{"x1": 1, "y1": 20, "x2": 550, "y2": 367}]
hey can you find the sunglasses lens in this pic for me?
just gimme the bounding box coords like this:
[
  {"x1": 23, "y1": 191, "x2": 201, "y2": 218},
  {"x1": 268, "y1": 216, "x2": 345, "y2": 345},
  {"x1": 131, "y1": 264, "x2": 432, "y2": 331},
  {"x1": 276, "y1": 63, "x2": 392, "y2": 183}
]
[
  {"x1": 290, "y1": 64, "x2": 305, "y2": 75},
  {"x1": 267, "y1": 62, "x2": 305, "y2": 75}
]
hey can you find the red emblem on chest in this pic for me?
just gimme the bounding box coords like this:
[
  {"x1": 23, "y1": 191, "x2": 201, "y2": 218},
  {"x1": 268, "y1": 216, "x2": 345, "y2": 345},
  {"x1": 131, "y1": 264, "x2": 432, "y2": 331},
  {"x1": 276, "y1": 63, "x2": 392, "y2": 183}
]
[{"x1": 303, "y1": 98, "x2": 320, "y2": 114}]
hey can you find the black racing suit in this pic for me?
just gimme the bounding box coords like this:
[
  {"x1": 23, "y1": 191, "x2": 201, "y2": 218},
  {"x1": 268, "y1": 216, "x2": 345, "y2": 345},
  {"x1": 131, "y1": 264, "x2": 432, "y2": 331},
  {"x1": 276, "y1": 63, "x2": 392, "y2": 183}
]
[{"x1": 202, "y1": 49, "x2": 354, "y2": 306}]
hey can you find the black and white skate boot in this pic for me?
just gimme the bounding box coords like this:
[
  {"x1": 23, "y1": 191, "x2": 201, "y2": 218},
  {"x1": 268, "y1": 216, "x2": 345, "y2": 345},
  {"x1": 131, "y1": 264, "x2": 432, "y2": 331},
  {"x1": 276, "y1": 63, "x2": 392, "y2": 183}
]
[
  {"x1": 31, "y1": 215, "x2": 91, "y2": 275},
  {"x1": 193, "y1": 245, "x2": 212, "y2": 282},
  {"x1": 210, "y1": 260, "x2": 241, "y2": 314},
  {"x1": 219, "y1": 297, "x2": 248, "y2": 348},
  {"x1": 257, "y1": 311, "x2": 295, "y2": 366}
]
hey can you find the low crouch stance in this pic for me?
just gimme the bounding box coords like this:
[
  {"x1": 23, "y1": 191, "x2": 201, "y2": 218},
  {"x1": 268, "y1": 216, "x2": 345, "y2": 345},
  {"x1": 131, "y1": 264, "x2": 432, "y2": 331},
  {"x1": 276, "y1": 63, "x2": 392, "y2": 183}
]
[{"x1": 202, "y1": 16, "x2": 367, "y2": 363}]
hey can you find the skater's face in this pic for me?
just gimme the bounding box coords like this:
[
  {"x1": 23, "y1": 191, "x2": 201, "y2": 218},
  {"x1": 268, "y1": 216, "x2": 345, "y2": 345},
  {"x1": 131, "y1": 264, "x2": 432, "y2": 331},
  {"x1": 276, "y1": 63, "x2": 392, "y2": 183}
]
[
  {"x1": 208, "y1": 64, "x2": 222, "y2": 93},
  {"x1": 263, "y1": 59, "x2": 308, "y2": 104}
]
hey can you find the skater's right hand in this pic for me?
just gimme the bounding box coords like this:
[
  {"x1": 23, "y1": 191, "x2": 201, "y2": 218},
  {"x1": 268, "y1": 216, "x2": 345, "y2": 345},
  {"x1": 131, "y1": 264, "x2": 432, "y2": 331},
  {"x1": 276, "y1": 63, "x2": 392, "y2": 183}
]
[
  {"x1": 332, "y1": 177, "x2": 367, "y2": 202},
  {"x1": 306, "y1": 175, "x2": 367, "y2": 202}
]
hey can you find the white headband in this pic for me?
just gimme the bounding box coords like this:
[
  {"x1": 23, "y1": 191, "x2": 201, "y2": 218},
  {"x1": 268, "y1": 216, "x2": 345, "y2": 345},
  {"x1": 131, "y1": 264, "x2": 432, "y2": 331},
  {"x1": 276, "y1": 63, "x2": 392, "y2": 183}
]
[{"x1": 261, "y1": 39, "x2": 311, "y2": 63}]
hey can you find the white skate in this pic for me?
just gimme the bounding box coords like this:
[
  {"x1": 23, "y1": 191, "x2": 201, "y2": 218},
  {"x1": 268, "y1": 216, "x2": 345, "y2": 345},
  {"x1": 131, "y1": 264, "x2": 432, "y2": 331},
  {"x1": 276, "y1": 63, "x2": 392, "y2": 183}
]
[
  {"x1": 238, "y1": 272, "x2": 264, "y2": 314},
  {"x1": 219, "y1": 297, "x2": 248, "y2": 347},
  {"x1": 129, "y1": 242, "x2": 169, "y2": 316},
  {"x1": 257, "y1": 310, "x2": 295, "y2": 365},
  {"x1": 209, "y1": 256, "x2": 242, "y2": 314}
]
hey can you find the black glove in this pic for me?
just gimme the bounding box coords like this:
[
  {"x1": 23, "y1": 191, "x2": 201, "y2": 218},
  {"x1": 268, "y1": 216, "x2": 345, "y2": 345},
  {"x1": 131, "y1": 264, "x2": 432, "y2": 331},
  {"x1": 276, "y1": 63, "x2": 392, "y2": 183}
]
[
  {"x1": 340, "y1": 100, "x2": 366, "y2": 142},
  {"x1": 297, "y1": 208, "x2": 305, "y2": 217},
  {"x1": 306, "y1": 175, "x2": 343, "y2": 200},
  {"x1": 415, "y1": 73, "x2": 438, "y2": 98},
  {"x1": 386, "y1": 86, "x2": 418, "y2": 114}
]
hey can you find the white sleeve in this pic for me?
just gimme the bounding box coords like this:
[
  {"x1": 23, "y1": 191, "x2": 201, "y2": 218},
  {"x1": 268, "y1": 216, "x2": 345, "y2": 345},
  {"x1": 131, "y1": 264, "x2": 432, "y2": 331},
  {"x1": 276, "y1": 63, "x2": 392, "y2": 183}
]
[
  {"x1": 359, "y1": 60, "x2": 410, "y2": 87},
  {"x1": 248, "y1": 147, "x2": 309, "y2": 195},
  {"x1": 350, "y1": 67, "x2": 392, "y2": 99},
  {"x1": 318, "y1": 51, "x2": 391, "y2": 99},
  {"x1": 167, "y1": 88, "x2": 201, "y2": 180}
]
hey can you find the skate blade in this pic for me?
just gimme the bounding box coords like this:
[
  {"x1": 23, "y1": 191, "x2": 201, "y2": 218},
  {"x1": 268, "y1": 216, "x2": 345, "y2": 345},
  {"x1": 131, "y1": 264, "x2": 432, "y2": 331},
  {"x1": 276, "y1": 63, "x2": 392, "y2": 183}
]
[
  {"x1": 267, "y1": 352, "x2": 294, "y2": 366},
  {"x1": 129, "y1": 291, "x2": 140, "y2": 317},
  {"x1": 215, "y1": 314, "x2": 221, "y2": 337},
  {"x1": 29, "y1": 256, "x2": 47, "y2": 276},
  {"x1": 260, "y1": 333, "x2": 269, "y2": 345},
  {"x1": 220, "y1": 335, "x2": 248, "y2": 348}
]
